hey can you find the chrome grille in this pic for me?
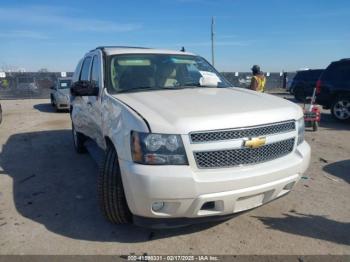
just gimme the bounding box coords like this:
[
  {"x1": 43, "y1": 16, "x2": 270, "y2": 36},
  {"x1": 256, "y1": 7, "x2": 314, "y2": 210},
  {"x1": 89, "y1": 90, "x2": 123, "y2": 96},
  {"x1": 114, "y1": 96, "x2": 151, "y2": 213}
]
[
  {"x1": 194, "y1": 138, "x2": 295, "y2": 169},
  {"x1": 190, "y1": 121, "x2": 295, "y2": 143}
]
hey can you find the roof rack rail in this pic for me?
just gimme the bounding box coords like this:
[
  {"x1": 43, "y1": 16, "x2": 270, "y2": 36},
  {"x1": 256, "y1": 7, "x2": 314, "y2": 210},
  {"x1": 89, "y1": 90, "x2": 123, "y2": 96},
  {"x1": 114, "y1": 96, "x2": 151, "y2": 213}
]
[{"x1": 90, "y1": 46, "x2": 151, "y2": 52}]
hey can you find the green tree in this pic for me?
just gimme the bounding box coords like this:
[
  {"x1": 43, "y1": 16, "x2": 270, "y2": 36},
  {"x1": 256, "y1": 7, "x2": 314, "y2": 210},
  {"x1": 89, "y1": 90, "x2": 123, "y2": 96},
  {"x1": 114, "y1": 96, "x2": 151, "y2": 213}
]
[{"x1": 0, "y1": 79, "x2": 9, "y2": 88}]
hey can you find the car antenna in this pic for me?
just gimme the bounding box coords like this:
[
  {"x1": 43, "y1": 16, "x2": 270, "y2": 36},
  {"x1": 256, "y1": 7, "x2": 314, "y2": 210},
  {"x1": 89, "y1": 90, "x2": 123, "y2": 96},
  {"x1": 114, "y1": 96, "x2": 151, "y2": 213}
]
[{"x1": 180, "y1": 46, "x2": 186, "y2": 52}]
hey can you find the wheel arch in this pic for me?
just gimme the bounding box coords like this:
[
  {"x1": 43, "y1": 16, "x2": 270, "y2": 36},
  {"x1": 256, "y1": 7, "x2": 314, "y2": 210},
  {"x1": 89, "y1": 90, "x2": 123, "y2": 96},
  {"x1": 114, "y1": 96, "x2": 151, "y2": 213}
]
[
  {"x1": 103, "y1": 135, "x2": 123, "y2": 158},
  {"x1": 104, "y1": 136, "x2": 115, "y2": 150},
  {"x1": 333, "y1": 91, "x2": 350, "y2": 100}
]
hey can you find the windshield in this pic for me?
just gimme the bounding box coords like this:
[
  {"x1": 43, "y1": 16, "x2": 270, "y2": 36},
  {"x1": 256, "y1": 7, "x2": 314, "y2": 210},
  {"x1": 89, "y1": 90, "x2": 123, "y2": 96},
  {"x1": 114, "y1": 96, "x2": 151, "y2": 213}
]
[
  {"x1": 58, "y1": 80, "x2": 72, "y2": 89},
  {"x1": 108, "y1": 54, "x2": 231, "y2": 94}
]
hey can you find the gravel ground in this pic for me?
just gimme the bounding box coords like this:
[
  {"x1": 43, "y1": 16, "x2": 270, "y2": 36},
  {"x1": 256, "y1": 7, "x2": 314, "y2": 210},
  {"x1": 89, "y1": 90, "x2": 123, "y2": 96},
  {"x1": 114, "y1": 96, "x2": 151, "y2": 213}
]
[{"x1": 0, "y1": 96, "x2": 349, "y2": 255}]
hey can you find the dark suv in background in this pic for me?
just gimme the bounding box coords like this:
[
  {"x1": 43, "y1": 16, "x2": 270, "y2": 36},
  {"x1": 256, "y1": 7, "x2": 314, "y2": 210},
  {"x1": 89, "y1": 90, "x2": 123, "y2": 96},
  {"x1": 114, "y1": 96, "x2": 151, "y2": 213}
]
[
  {"x1": 290, "y1": 69, "x2": 324, "y2": 101},
  {"x1": 316, "y1": 59, "x2": 350, "y2": 122}
]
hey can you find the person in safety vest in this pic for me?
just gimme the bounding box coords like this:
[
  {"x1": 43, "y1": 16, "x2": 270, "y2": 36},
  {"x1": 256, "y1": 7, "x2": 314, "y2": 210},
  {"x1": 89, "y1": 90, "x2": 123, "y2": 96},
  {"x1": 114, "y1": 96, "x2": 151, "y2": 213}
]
[{"x1": 250, "y1": 65, "x2": 266, "y2": 92}]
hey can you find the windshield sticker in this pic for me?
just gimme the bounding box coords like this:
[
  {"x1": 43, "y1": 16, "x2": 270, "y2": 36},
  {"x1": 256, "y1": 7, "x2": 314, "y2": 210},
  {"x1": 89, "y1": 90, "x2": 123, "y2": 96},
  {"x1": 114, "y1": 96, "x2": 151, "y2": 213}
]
[{"x1": 199, "y1": 71, "x2": 222, "y2": 83}]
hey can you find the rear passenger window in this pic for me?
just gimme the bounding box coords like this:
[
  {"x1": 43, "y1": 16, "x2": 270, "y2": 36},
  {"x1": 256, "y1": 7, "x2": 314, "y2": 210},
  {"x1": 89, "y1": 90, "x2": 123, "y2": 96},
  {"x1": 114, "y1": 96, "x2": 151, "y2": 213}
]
[
  {"x1": 323, "y1": 63, "x2": 349, "y2": 82},
  {"x1": 309, "y1": 71, "x2": 320, "y2": 80},
  {"x1": 336, "y1": 63, "x2": 350, "y2": 82},
  {"x1": 80, "y1": 57, "x2": 92, "y2": 81}
]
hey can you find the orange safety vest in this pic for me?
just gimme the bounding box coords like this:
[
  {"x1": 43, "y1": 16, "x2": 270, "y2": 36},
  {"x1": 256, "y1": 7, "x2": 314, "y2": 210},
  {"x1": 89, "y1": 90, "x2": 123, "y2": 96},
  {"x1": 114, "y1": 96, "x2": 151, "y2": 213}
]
[{"x1": 253, "y1": 75, "x2": 266, "y2": 92}]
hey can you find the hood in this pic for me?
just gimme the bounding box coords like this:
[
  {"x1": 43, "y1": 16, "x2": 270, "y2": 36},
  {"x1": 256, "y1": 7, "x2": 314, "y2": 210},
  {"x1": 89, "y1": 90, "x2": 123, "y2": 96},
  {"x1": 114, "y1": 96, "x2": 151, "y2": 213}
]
[{"x1": 114, "y1": 87, "x2": 303, "y2": 134}]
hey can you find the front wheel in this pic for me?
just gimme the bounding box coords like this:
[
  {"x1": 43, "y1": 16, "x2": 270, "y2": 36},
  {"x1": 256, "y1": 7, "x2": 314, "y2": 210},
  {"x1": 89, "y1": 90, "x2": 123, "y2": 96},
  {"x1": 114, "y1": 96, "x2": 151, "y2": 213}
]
[
  {"x1": 331, "y1": 97, "x2": 350, "y2": 122},
  {"x1": 98, "y1": 145, "x2": 132, "y2": 224}
]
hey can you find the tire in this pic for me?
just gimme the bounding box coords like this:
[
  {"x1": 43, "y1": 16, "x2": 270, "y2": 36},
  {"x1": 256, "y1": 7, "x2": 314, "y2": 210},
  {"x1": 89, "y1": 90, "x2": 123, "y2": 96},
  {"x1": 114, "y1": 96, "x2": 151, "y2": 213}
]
[
  {"x1": 289, "y1": 87, "x2": 294, "y2": 95},
  {"x1": 72, "y1": 124, "x2": 87, "y2": 153},
  {"x1": 98, "y1": 145, "x2": 132, "y2": 224},
  {"x1": 331, "y1": 97, "x2": 350, "y2": 122}
]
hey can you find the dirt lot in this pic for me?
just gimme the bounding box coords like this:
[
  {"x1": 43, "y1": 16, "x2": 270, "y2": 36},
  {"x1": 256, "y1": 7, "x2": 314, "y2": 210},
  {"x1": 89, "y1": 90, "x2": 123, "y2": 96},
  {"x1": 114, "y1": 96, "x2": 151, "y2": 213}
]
[{"x1": 0, "y1": 96, "x2": 349, "y2": 255}]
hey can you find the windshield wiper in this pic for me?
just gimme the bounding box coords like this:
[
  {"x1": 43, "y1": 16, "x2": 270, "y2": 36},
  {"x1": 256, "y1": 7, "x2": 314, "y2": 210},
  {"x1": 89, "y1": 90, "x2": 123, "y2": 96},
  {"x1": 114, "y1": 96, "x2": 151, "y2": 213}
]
[
  {"x1": 116, "y1": 86, "x2": 184, "y2": 94},
  {"x1": 180, "y1": 83, "x2": 218, "y2": 88},
  {"x1": 115, "y1": 84, "x2": 220, "y2": 94},
  {"x1": 181, "y1": 82, "x2": 201, "y2": 87}
]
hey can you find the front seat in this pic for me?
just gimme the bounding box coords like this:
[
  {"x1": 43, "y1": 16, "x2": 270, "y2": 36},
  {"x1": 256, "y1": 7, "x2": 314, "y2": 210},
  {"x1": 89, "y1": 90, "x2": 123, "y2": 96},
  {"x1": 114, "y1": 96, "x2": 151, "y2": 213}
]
[{"x1": 119, "y1": 67, "x2": 155, "y2": 90}]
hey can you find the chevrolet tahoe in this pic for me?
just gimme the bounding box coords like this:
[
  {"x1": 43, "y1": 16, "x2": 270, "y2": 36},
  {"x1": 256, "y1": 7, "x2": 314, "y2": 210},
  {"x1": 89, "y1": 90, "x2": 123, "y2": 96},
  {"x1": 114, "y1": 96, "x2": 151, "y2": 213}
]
[{"x1": 70, "y1": 46, "x2": 311, "y2": 228}]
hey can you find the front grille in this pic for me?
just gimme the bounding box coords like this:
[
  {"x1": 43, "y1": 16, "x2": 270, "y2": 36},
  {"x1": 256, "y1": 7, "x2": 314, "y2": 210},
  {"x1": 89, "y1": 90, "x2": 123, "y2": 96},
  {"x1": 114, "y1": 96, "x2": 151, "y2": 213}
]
[
  {"x1": 194, "y1": 138, "x2": 295, "y2": 169},
  {"x1": 190, "y1": 121, "x2": 295, "y2": 143}
]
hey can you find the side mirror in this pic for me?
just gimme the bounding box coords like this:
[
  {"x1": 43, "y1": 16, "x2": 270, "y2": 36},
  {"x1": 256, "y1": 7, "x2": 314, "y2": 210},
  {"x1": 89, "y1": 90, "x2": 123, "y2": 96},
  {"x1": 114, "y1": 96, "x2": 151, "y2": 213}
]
[{"x1": 71, "y1": 81, "x2": 99, "y2": 96}]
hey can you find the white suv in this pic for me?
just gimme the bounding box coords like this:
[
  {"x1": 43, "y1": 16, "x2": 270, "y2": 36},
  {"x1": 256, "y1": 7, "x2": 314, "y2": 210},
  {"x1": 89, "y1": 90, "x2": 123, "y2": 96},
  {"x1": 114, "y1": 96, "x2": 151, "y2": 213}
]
[{"x1": 70, "y1": 46, "x2": 310, "y2": 227}]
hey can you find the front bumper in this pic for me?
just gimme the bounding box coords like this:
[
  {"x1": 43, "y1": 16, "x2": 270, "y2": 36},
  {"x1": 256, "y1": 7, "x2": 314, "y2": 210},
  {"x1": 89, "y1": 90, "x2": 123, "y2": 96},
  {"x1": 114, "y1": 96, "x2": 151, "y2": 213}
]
[
  {"x1": 133, "y1": 212, "x2": 239, "y2": 229},
  {"x1": 120, "y1": 141, "x2": 311, "y2": 221},
  {"x1": 55, "y1": 97, "x2": 70, "y2": 109}
]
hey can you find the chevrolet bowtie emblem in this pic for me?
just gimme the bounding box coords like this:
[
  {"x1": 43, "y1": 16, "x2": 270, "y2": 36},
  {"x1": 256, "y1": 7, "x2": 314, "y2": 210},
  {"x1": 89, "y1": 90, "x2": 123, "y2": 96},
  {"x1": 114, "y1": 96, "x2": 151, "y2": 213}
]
[{"x1": 244, "y1": 137, "x2": 266, "y2": 149}]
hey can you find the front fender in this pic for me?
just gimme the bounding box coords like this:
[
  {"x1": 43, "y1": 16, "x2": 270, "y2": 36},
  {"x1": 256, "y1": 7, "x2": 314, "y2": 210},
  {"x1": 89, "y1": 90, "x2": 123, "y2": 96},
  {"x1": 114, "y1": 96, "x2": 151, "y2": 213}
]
[{"x1": 101, "y1": 92, "x2": 150, "y2": 161}]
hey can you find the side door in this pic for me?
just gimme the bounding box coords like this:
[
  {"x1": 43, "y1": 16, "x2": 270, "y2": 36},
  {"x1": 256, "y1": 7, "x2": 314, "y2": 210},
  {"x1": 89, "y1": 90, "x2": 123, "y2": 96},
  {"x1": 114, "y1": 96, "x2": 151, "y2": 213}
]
[
  {"x1": 87, "y1": 53, "x2": 104, "y2": 148},
  {"x1": 72, "y1": 56, "x2": 93, "y2": 137}
]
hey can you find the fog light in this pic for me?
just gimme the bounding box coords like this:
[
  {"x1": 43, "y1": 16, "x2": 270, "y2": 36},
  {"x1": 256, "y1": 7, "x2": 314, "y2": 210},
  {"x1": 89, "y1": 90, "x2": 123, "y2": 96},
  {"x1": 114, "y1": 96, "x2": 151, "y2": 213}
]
[{"x1": 152, "y1": 201, "x2": 164, "y2": 212}]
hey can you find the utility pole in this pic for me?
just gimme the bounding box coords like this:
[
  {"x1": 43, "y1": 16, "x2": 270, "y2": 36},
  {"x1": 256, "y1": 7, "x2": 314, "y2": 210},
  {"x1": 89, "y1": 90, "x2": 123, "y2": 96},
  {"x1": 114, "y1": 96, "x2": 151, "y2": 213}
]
[{"x1": 211, "y1": 16, "x2": 215, "y2": 66}]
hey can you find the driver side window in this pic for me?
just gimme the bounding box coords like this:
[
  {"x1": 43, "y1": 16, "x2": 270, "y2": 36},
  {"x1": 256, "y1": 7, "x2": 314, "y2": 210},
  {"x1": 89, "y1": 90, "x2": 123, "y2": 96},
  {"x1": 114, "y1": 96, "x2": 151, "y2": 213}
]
[
  {"x1": 91, "y1": 55, "x2": 100, "y2": 89},
  {"x1": 80, "y1": 57, "x2": 92, "y2": 81}
]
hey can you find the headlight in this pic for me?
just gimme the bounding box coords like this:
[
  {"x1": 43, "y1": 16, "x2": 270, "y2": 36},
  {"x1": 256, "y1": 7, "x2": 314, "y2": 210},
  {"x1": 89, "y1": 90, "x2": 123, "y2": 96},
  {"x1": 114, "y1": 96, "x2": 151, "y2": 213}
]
[
  {"x1": 297, "y1": 118, "x2": 305, "y2": 145},
  {"x1": 131, "y1": 131, "x2": 188, "y2": 165}
]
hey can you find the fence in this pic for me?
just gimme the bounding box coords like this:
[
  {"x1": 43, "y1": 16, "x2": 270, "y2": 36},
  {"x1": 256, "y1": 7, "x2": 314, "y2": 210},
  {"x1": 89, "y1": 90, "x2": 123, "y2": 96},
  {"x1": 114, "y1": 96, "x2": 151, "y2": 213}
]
[
  {"x1": 0, "y1": 72, "x2": 295, "y2": 100},
  {"x1": 0, "y1": 72, "x2": 73, "y2": 100},
  {"x1": 222, "y1": 72, "x2": 296, "y2": 90}
]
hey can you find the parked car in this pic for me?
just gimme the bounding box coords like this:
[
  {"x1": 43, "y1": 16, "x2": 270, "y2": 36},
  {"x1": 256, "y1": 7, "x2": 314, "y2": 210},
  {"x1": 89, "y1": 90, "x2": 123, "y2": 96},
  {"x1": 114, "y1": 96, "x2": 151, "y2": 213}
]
[
  {"x1": 316, "y1": 58, "x2": 350, "y2": 121},
  {"x1": 70, "y1": 46, "x2": 310, "y2": 227},
  {"x1": 50, "y1": 77, "x2": 72, "y2": 111},
  {"x1": 290, "y1": 69, "x2": 324, "y2": 101}
]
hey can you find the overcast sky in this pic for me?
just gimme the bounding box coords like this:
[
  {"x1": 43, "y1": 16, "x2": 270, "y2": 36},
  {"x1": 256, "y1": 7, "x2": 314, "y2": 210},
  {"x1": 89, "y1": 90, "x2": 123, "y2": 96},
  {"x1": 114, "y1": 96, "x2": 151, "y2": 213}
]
[{"x1": 0, "y1": 0, "x2": 349, "y2": 72}]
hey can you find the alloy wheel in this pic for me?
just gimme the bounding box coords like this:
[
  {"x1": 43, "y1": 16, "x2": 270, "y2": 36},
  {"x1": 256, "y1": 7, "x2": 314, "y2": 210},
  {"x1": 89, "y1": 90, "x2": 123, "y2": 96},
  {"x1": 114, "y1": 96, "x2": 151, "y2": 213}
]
[{"x1": 333, "y1": 99, "x2": 350, "y2": 120}]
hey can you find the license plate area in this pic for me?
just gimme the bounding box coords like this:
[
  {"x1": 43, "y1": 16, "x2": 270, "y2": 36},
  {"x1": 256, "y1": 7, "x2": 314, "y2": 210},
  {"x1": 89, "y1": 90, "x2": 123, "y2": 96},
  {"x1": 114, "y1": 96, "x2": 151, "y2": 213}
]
[{"x1": 234, "y1": 190, "x2": 273, "y2": 212}]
